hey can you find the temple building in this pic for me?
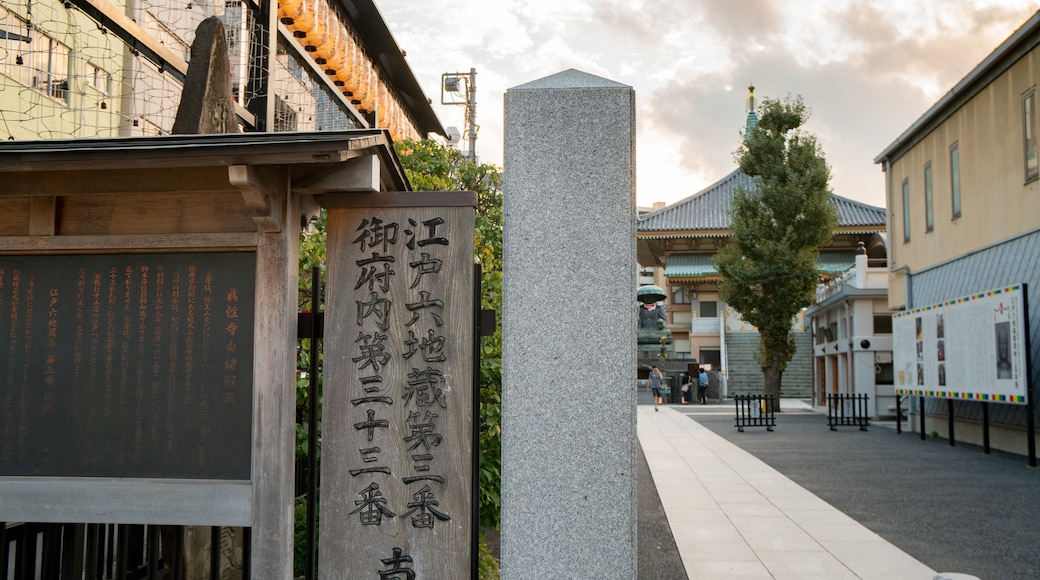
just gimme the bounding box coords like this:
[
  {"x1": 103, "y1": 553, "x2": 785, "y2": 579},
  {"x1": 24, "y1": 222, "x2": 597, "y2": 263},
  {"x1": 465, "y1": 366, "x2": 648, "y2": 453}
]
[{"x1": 637, "y1": 86, "x2": 888, "y2": 400}]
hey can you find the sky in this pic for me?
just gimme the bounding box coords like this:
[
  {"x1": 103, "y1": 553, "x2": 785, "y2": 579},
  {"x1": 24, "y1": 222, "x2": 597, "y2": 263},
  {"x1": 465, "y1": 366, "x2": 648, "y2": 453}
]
[{"x1": 376, "y1": 0, "x2": 1040, "y2": 209}]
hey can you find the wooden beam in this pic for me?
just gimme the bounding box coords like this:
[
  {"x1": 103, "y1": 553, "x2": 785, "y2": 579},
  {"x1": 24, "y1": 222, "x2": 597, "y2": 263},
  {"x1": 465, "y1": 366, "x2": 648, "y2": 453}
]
[
  {"x1": 0, "y1": 477, "x2": 251, "y2": 526},
  {"x1": 320, "y1": 190, "x2": 478, "y2": 208},
  {"x1": 0, "y1": 167, "x2": 237, "y2": 196},
  {"x1": 28, "y1": 196, "x2": 56, "y2": 236},
  {"x1": 229, "y1": 165, "x2": 287, "y2": 232},
  {"x1": 0, "y1": 233, "x2": 258, "y2": 254},
  {"x1": 291, "y1": 155, "x2": 380, "y2": 194}
]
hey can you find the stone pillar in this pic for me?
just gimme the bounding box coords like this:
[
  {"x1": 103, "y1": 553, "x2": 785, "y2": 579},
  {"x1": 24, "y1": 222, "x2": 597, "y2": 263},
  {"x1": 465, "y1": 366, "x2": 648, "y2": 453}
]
[{"x1": 501, "y1": 69, "x2": 637, "y2": 578}]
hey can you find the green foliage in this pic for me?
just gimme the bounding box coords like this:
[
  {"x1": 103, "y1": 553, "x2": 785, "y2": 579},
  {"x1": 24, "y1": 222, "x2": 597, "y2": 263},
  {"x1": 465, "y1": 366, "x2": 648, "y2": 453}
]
[
  {"x1": 396, "y1": 139, "x2": 504, "y2": 530},
  {"x1": 477, "y1": 530, "x2": 501, "y2": 579},
  {"x1": 715, "y1": 95, "x2": 838, "y2": 395},
  {"x1": 293, "y1": 497, "x2": 316, "y2": 577}
]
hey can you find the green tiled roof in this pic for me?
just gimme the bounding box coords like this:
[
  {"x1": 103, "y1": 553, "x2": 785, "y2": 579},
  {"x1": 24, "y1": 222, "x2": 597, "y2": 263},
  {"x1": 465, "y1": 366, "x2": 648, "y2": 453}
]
[
  {"x1": 664, "y1": 252, "x2": 856, "y2": 278},
  {"x1": 665, "y1": 255, "x2": 717, "y2": 277},
  {"x1": 816, "y1": 252, "x2": 856, "y2": 274}
]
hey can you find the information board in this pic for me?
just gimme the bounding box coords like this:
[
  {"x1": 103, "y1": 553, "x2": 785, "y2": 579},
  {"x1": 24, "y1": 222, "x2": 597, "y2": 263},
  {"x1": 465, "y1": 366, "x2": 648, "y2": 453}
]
[
  {"x1": 0, "y1": 252, "x2": 255, "y2": 479},
  {"x1": 893, "y1": 284, "x2": 1029, "y2": 403}
]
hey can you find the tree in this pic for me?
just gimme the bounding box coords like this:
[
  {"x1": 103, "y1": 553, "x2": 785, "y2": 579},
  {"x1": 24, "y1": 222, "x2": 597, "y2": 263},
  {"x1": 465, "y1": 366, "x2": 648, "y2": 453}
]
[
  {"x1": 714, "y1": 95, "x2": 838, "y2": 402},
  {"x1": 394, "y1": 139, "x2": 503, "y2": 533}
]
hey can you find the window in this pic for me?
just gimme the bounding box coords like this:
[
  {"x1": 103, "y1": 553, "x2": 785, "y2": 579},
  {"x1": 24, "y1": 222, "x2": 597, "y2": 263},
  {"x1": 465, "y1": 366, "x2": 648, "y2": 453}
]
[
  {"x1": 87, "y1": 62, "x2": 111, "y2": 95},
  {"x1": 698, "y1": 301, "x2": 718, "y2": 318},
  {"x1": 873, "y1": 315, "x2": 893, "y2": 335},
  {"x1": 671, "y1": 286, "x2": 691, "y2": 305},
  {"x1": 2, "y1": 8, "x2": 73, "y2": 105},
  {"x1": 924, "y1": 162, "x2": 934, "y2": 232},
  {"x1": 1024, "y1": 89, "x2": 1038, "y2": 182},
  {"x1": 1, "y1": 6, "x2": 32, "y2": 88},
  {"x1": 43, "y1": 36, "x2": 70, "y2": 101},
  {"x1": 950, "y1": 143, "x2": 961, "y2": 218},
  {"x1": 902, "y1": 178, "x2": 911, "y2": 242},
  {"x1": 273, "y1": 96, "x2": 298, "y2": 132}
]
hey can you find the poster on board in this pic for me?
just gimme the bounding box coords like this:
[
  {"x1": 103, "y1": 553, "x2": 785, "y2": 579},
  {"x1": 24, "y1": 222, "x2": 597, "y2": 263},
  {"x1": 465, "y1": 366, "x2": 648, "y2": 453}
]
[{"x1": 893, "y1": 284, "x2": 1029, "y2": 403}]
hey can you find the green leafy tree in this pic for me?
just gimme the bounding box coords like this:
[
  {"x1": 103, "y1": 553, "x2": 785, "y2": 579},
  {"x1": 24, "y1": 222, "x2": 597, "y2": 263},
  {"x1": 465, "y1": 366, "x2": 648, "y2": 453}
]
[
  {"x1": 396, "y1": 139, "x2": 503, "y2": 532},
  {"x1": 714, "y1": 95, "x2": 838, "y2": 402}
]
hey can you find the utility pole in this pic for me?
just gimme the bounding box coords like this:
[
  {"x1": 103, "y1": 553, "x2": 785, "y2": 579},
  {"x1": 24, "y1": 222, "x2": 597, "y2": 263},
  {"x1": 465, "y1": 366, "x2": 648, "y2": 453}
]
[{"x1": 441, "y1": 68, "x2": 477, "y2": 159}]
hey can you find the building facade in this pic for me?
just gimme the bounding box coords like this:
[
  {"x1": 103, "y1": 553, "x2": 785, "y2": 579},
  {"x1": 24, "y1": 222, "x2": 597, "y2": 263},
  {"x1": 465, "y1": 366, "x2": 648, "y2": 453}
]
[
  {"x1": 0, "y1": 0, "x2": 441, "y2": 140},
  {"x1": 637, "y1": 170, "x2": 887, "y2": 399},
  {"x1": 804, "y1": 240, "x2": 897, "y2": 418},
  {"x1": 875, "y1": 10, "x2": 1040, "y2": 453}
]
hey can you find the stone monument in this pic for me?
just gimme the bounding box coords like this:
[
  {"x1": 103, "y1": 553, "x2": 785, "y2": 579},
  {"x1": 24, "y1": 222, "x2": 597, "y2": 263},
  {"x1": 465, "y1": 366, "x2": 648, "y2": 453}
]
[
  {"x1": 172, "y1": 16, "x2": 239, "y2": 135},
  {"x1": 501, "y1": 69, "x2": 637, "y2": 578}
]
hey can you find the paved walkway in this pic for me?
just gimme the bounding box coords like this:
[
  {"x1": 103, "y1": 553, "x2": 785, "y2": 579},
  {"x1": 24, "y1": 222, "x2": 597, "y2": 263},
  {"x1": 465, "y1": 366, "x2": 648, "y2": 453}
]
[{"x1": 638, "y1": 402, "x2": 937, "y2": 579}]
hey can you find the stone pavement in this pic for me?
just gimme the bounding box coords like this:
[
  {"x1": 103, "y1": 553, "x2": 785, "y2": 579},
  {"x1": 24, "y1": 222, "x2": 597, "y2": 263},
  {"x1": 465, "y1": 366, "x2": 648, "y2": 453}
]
[{"x1": 638, "y1": 401, "x2": 937, "y2": 579}]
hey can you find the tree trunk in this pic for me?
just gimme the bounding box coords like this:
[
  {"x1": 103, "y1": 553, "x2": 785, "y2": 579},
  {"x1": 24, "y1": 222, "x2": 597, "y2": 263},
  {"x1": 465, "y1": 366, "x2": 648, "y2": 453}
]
[{"x1": 763, "y1": 360, "x2": 783, "y2": 414}]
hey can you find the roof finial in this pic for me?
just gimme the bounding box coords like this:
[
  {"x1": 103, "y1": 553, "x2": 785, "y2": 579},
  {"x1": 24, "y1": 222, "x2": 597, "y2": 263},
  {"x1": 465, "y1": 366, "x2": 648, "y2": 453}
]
[{"x1": 745, "y1": 83, "x2": 758, "y2": 134}]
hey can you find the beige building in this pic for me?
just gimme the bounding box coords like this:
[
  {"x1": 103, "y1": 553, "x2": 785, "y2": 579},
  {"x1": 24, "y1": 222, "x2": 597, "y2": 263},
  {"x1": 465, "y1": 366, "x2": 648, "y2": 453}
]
[
  {"x1": 0, "y1": 0, "x2": 441, "y2": 140},
  {"x1": 875, "y1": 10, "x2": 1040, "y2": 452}
]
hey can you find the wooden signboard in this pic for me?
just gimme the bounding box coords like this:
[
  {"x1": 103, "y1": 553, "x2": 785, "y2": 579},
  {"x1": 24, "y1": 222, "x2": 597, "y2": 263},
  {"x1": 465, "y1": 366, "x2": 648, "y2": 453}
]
[
  {"x1": 0, "y1": 130, "x2": 409, "y2": 577},
  {"x1": 319, "y1": 193, "x2": 475, "y2": 579},
  {"x1": 0, "y1": 252, "x2": 254, "y2": 479}
]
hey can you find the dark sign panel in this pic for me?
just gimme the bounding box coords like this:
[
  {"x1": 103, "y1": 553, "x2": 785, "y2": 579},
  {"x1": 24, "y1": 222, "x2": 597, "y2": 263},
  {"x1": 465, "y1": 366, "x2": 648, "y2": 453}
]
[{"x1": 0, "y1": 252, "x2": 255, "y2": 480}]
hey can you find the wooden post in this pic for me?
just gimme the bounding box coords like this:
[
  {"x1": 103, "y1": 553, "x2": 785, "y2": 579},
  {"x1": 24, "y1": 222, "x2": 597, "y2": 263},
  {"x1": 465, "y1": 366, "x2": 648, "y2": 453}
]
[{"x1": 319, "y1": 192, "x2": 476, "y2": 579}]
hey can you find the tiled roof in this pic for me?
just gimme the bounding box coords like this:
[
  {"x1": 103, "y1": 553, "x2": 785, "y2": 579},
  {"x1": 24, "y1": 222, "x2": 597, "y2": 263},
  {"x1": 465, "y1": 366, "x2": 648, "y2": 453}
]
[
  {"x1": 816, "y1": 252, "x2": 857, "y2": 274},
  {"x1": 637, "y1": 169, "x2": 886, "y2": 234},
  {"x1": 664, "y1": 252, "x2": 857, "y2": 279},
  {"x1": 665, "y1": 255, "x2": 716, "y2": 277}
]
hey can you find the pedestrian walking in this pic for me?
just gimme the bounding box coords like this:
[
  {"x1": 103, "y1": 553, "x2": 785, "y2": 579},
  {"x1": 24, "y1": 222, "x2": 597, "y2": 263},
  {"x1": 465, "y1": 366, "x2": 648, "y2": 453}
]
[{"x1": 650, "y1": 366, "x2": 664, "y2": 411}]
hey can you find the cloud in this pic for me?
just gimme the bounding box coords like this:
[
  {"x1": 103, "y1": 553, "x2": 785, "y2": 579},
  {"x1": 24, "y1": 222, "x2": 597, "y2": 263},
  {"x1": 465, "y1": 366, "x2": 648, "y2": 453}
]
[
  {"x1": 376, "y1": 0, "x2": 1040, "y2": 207},
  {"x1": 635, "y1": 1, "x2": 1040, "y2": 205}
]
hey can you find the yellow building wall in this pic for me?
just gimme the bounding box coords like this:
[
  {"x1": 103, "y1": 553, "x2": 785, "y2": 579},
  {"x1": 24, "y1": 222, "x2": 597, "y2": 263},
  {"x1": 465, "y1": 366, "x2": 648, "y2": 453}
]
[
  {"x1": 889, "y1": 50, "x2": 1040, "y2": 278},
  {"x1": 1, "y1": 1, "x2": 126, "y2": 139}
]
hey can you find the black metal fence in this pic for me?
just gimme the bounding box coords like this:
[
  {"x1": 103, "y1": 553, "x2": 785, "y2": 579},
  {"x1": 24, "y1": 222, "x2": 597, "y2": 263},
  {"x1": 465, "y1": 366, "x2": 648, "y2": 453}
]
[
  {"x1": 826, "y1": 393, "x2": 871, "y2": 431},
  {"x1": 0, "y1": 523, "x2": 247, "y2": 579},
  {"x1": 734, "y1": 394, "x2": 777, "y2": 432}
]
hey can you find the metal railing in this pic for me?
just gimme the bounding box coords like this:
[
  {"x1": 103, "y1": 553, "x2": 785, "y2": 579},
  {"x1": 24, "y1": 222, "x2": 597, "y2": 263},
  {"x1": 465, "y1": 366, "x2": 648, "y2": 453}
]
[
  {"x1": 826, "y1": 393, "x2": 871, "y2": 431},
  {"x1": 734, "y1": 394, "x2": 776, "y2": 432},
  {"x1": 0, "y1": 522, "x2": 248, "y2": 579}
]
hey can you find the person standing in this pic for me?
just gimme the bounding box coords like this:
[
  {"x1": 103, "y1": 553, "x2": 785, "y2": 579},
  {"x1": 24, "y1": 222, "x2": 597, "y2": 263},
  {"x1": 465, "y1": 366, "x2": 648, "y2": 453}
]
[
  {"x1": 650, "y1": 366, "x2": 664, "y2": 412},
  {"x1": 698, "y1": 367, "x2": 709, "y2": 405}
]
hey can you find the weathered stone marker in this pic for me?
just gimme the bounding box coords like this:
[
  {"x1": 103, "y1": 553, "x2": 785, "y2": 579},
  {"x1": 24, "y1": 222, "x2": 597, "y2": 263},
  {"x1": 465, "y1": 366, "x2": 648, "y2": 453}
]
[
  {"x1": 172, "y1": 16, "x2": 239, "y2": 135},
  {"x1": 501, "y1": 69, "x2": 638, "y2": 578}
]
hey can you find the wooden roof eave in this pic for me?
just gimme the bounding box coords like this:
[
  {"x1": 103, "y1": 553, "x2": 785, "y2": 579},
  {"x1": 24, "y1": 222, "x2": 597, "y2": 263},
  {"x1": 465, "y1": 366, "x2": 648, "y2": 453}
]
[
  {"x1": 0, "y1": 130, "x2": 410, "y2": 194},
  {"x1": 636, "y1": 229, "x2": 730, "y2": 240},
  {"x1": 665, "y1": 275, "x2": 724, "y2": 284}
]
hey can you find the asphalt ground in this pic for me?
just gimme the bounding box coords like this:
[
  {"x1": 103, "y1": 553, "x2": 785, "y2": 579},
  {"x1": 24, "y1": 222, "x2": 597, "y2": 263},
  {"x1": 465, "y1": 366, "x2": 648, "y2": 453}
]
[{"x1": 681, "y1": 404, "x2": 1040, "y2": 580}]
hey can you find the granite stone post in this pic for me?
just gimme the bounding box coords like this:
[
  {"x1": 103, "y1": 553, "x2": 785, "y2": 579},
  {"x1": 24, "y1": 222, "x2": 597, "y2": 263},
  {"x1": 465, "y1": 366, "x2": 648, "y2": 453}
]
[{"x1": 501, "y1": 69, "x2": 637, "y2": 578}]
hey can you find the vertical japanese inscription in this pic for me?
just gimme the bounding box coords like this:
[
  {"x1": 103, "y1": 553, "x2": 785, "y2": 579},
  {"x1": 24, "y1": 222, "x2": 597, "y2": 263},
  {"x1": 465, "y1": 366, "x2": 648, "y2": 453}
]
[
  {"x1": 321, "y1": 205, "x2": 474, "y2": 579},
  {"x1": 0, "y1": 253, "x2": 255, "y2": 479}
]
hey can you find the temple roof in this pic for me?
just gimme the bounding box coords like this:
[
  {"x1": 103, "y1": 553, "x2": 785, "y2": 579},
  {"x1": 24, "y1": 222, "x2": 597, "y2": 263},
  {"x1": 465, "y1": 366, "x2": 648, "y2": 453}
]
[{"x1": 636, "y1": 169, "x2": 886, "y2": 236}]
